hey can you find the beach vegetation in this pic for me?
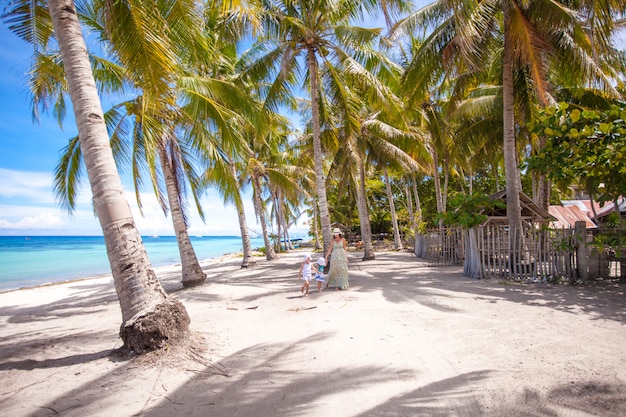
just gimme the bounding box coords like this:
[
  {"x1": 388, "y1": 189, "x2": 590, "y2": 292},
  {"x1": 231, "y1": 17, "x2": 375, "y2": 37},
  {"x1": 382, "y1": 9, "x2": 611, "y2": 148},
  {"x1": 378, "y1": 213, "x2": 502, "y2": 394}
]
[
  {"x1": 242, "y1": 114, "x2": 302, "y2": 260},
  {"x1": 526, "y1": 102, "x2": 626, "y2": 207},
  {"x1": 392, "y1": 0, "x2": 624, "y2": 240}
]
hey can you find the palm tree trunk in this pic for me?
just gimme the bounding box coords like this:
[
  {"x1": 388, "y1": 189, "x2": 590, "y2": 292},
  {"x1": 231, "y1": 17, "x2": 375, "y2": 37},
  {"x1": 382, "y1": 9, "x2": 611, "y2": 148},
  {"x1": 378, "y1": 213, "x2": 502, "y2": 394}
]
[
  {"x1": 432, "y1": 150, "x2": 445, "y2": 228},
  {"x1": 494, "y1": 163, "x2": 501, "y2": 191},
  {"x1": 279, "y1": 198, "x2": 291, "y2": 249},
  {"x1": 535, "y1": 137, "x2": 551, "y2": 211},
  {"x1": 229, "y1": 159, "x2": 256, "y2": 268},
  {"x1": 412, "y1": 175, "x2": 422, "y2": 224},
  {"x1": 312, "y1": 200, "x2": 322, "y2": 250},
  {"x1": 278, "y1": 196, "x2": 287, "y2": 248},
  {"x1": 405, "y1": 183, "x2": 416, "y2": 245},
  {"x1": 159, "y1": 145, "x2": 206, "y2": 287},
  {"x1": 252, "y1": 174, "x2": 277, "y2": 260},
  {"x1": 274, "y1": 191, "x2": 282, "y2": 252},
  {"x1": 307, "y1": 47, "x2": 332, "y2": 255},
  {"x1": 503, "y1": 11, "x2": 523, "y2": 231},
  {"x1": 48, "y1": 0, "x2": 189, "y2": 353},
  {"x1": 383, "y1": 166, "x2": 403, "y2": 250},
  {"x1": 412, "y1": 175, "x2": 426, "y2": 258},
  {"x1": 442, "y1": 158, "x2": 449, "y2": 212},
  {"x1": 357, "y1": 156, "x2": 375, "y2": 260},
  {"x1": 536, "y1": 175, "x2": 551, "y2": 211},
  {"x1": 463, "y1": 226, "x2": 482, "y2": 279}
]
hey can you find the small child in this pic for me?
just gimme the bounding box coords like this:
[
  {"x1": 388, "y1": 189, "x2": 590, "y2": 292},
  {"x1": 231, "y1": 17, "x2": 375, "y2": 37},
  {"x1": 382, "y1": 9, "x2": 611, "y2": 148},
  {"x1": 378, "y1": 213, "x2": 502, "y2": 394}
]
[
  {"x1": 298, "y1": 253, "x2": 312, "y2": 296},
  {"x1": 314, "y1": 257, "x2": 326, "y2": 293}
]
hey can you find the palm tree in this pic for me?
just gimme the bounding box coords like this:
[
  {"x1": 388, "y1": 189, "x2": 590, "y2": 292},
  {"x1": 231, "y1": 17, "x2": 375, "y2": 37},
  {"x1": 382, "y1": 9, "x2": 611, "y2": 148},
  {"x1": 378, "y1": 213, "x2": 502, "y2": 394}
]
[
  {"x1": 244, "y1": 0, "x2": 392, "y2": 255},
  {"x1": 38, "y1": 0, "x2": 213, "y2": 287},
  {"x1": 5, "y1": 0, "x2": 191, "y2": 353},
  {"x1": 250, "y1": 161, "x2": 278, "y2": 260},
  {"x1": 229, "y1": 153, "x2": 258, "y2": 268},
  {"x1": 326, "y1": 102, "x2": 429, "y2": 256},
  {"x1": 83, "y1": 0, "x2": 214, "y2": 287},
  {"x1": 57, "y1": 0, "x2": 264, "y2": 285},
  {"x1": 243, "y1": 115, "x2": 307, "y2": 260}
]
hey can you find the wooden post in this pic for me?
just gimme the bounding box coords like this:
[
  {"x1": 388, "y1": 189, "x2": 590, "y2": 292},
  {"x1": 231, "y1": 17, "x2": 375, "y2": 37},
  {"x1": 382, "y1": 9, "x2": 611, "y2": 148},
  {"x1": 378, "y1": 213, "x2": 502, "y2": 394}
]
[{"x1": 575, "y1": 221, "x2": 589, "y2": 281}]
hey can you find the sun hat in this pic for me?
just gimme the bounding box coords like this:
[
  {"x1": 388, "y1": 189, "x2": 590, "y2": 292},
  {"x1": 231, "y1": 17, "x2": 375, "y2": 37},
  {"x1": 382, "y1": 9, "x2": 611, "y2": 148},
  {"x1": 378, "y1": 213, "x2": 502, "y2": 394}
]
[
  {"x1": 332, "y1": 227, "x2": 341, "y2": 235},
  {"x1": 303, "y1": 253, "x2": 311, "y2": 261},
  {"x1": 317, "y1": 257, "x2": 326, "y2": 266}
]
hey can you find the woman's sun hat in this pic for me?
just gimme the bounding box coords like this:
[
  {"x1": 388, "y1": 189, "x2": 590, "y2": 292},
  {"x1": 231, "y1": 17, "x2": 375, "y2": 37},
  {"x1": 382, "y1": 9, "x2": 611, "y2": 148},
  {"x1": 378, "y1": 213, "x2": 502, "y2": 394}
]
[
  {"x1": 332, "y1": 227, "x2": 341, "y2": 235},
  {"x1": 317, "y1": 257, "x2": 326, "y2": 266}
]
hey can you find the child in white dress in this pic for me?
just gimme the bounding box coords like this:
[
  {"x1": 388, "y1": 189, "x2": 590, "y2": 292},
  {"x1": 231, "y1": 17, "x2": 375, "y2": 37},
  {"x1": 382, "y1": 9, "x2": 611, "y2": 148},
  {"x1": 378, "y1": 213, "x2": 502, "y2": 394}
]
[{"x1": 298, "y1": 253, "x2": 312, "y2": 296}]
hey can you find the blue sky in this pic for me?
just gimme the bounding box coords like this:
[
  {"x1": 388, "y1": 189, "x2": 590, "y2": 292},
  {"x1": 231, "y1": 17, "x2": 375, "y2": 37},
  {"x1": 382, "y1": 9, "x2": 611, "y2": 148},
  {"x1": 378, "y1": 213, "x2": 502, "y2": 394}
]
[{"x1": 0, "y1": 7, "x2": 624, "y2": 236}]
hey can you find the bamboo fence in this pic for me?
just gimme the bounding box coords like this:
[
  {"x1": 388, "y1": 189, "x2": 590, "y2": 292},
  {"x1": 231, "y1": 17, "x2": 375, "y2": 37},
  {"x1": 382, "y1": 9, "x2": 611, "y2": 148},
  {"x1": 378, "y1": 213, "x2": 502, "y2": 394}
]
[{"x1": 419, "y1": 225, "x2": 615, "y2": 281}]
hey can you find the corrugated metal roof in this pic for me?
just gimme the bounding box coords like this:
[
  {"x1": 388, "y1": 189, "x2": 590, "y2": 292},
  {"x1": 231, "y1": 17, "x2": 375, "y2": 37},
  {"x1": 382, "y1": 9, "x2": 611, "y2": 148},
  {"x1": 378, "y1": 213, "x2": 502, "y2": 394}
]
[
  {"x1": 549, "y1": 205, "x2": 597, "y2": 229},
  {"x1": 595, "y1": 196, "x2": 626, "y2": 218}
]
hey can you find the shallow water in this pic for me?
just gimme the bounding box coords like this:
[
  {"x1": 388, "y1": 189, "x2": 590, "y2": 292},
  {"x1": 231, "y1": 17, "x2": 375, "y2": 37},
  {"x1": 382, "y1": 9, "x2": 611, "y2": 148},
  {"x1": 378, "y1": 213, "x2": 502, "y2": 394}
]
[{"x1": 0, "y1": 235, "x2": 266, "y2": 291}]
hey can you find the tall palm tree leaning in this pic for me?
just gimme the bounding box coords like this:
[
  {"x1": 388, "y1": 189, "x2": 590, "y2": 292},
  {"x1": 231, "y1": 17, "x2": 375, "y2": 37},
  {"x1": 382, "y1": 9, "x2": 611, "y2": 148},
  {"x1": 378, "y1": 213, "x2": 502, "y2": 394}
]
[
  {"x1": 246, "y1": 0, "x2": 385, "y2": 255},
  {"x1": 229, "y1": 152, "x2": 258, "y2": 269},
  {"x1": 43, "y1": 0, "x2": 189, "y2": 353}
]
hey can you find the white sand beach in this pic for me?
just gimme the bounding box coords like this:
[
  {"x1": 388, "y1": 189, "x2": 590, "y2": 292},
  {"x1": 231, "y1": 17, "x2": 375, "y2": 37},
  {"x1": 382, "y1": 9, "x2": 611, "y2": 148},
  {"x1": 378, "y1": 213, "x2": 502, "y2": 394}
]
[{"x1": 0, "y1": 249, "x2": 624, "y2": 417}]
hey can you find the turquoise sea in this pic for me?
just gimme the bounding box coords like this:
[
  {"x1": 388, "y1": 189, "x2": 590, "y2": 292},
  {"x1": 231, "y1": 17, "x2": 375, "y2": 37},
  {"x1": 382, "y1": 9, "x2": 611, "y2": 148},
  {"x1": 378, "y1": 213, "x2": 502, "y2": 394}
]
[{"x1": 0, "y1": 235, "x2": 266, "y2": 292}]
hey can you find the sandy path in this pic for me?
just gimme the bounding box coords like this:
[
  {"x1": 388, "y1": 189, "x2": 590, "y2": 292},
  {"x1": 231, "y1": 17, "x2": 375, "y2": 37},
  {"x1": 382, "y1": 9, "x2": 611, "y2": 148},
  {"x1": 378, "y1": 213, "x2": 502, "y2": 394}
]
[{"x1": 0, "y1": 250, "x2": 624, "y2": 416}]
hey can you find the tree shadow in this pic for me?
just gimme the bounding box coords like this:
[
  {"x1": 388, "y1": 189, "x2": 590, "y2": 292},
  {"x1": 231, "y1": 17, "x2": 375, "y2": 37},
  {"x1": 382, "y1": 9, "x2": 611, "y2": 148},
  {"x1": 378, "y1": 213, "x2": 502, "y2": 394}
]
[
  {"x1": 183, "y1": 250, "x2": 625, "y2": 322},
  {"x1": 17, "y1": 331, "x2": 492, "y2": 417},
  {"x1": 351, "y1": 252, "x2": 626, "y2": 323},
  {"x1": 0, "y1": 349, "x2": 112, "y2": 371},
  {"x1": 487, "y1": 381, "x2": 626, "y2": 417},
  {"x1": 0, "y1": 288, "x2": 117, "y2": 324}
]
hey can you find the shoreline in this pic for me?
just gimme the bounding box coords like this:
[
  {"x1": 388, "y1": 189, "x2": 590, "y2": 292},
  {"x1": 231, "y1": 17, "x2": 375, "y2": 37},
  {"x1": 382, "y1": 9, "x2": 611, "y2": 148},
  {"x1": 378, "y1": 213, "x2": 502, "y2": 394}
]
[
  {"x1": 0, "y1": 245, "x2": 266, "y2": 294},
  {"x1": 0, "y1": 235, "x2": 271, "y2": 293},
  {"x1": 0, "y1": 250, "x2": 253, "y2": 295}
]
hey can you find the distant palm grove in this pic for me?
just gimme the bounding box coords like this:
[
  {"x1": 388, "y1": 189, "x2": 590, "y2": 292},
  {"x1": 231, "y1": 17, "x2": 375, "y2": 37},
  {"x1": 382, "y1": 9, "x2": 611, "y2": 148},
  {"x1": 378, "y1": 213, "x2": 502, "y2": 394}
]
[{"x1": 2, "y1": 0, "x2": 625, "y2": 352}]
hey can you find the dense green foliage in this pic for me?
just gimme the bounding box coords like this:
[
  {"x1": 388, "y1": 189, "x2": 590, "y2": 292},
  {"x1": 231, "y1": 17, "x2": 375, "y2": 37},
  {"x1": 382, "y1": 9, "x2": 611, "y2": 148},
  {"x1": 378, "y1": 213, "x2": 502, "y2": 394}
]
[
  {"x1": 439, "y1": 194, "x2": 505, "y2": 228},
  {"x1": 526, "y1": 103, "x2": 626, "y2": 205}
]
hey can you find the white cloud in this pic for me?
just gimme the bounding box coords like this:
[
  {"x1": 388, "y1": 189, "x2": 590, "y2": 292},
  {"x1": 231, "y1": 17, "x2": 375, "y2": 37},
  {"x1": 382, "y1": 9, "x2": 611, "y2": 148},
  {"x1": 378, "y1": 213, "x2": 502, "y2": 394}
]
[
  {"x1": 0, "y1": 168, "x2": 55, "y2": 202},
  {"x1": 0, "y1": 211, "x2": 65, "y2": 229},
  {"x1": 0, "y1": 168, "x2": 304, "y2": 237}
]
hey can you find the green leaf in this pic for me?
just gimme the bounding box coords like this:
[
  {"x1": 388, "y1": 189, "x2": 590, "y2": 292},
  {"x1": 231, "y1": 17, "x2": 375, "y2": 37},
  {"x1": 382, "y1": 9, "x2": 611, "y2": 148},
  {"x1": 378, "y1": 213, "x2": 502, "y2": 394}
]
[{"x1": 599, "y1": 123, "x2": 611, "y2": 134}]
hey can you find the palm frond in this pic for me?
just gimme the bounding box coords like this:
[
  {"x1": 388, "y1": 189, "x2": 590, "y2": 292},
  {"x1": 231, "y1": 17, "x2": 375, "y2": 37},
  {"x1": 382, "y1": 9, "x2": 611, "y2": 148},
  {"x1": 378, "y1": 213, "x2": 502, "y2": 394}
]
[
  {"x1": 1, "y1": 0, "x2": 54, "y2": 49},
  {"x1": 53, "y1": 135, "x2": 83, "y2": 213},
  {"x1": 28, "y1": 51, "x2": 67, "y2": 125}
]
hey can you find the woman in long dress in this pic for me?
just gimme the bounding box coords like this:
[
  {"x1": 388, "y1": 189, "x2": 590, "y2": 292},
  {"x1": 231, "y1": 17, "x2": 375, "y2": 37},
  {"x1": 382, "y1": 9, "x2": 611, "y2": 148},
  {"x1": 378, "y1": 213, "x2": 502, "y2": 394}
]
[{"x1": 325, "y1": 228, "x2": 349, "y2": 290}]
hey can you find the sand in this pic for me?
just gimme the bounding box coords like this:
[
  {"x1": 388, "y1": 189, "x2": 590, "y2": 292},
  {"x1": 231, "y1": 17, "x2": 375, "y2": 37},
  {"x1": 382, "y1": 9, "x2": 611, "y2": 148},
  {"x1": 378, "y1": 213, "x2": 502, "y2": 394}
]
[{"x1": 0, "y1": 249, "x2": 624, "y2": 417}]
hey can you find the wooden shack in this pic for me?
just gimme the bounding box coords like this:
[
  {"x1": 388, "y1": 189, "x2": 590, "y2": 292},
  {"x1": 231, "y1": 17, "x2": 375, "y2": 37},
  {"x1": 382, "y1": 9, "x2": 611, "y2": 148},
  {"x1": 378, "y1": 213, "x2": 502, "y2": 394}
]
[{"x1": 482, "y1": 190, "x2": 553, "y2": 225}]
